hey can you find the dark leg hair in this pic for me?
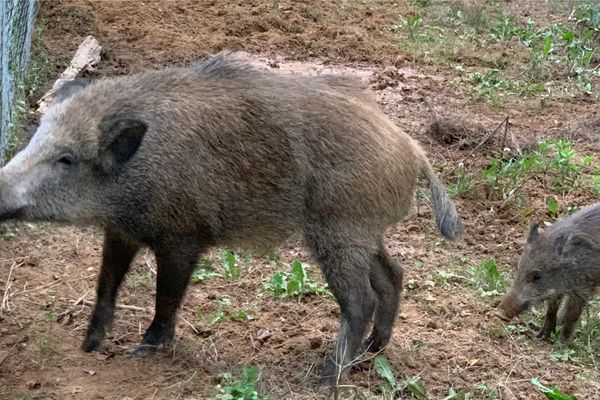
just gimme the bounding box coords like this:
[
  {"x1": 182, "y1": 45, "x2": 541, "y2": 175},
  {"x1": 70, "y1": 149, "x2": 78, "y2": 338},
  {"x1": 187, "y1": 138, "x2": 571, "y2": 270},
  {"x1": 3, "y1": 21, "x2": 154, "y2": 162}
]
[
  {"x1": 304, "y1": 223, "x2": 377, "y2": 389},
  {"x1": 83, "y1": 228, "x2": 140, "y2": 352}
]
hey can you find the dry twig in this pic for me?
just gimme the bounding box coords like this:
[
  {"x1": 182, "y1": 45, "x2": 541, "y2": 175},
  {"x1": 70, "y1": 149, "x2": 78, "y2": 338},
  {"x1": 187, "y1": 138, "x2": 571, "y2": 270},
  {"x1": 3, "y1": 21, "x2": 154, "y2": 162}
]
[
  {"x1": 1, "y1": 261, "x2": 22, "y2": 316},
  {"x1": 447, "y1": 117, "x2": 509, "y2": 176},
  {"x1": 37, "y1": 35, "x2": 102, "y2": 114},
  {"x1": 81, "y1": 299, "x2": 147, "y2": 312}
]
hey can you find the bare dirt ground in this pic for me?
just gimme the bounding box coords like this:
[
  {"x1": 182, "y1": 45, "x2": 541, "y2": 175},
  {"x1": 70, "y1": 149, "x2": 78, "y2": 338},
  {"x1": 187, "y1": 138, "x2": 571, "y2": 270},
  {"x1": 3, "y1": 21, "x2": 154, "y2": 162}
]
[{"x1": 1, "y1": 1, "x2": 600, "y2": 399}]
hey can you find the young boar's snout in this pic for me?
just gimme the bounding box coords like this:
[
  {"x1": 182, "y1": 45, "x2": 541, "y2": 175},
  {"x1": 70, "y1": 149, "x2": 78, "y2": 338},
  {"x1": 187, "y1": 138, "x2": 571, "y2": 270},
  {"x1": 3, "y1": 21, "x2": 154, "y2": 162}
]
[{"x1": 495, "y1": 290, "x2": 530, "y2": 321}]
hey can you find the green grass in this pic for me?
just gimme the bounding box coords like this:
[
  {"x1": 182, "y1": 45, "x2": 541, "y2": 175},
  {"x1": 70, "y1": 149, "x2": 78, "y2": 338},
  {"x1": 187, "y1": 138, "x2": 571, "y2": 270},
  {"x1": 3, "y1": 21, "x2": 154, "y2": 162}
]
[
  {"x1": 447, "y1": 138, "x2": 600, "y2": 209},
  {"x1": 435, "y1": 258, "x2": 507, "y2": 299},
  {"x1": 390, "y1": 2, "x2": 599, "y2": 103}
]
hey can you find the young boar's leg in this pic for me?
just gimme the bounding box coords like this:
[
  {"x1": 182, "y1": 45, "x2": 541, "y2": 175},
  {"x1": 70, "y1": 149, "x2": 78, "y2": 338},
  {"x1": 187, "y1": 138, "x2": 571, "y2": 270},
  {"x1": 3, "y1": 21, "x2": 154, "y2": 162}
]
[
  {"x1": 304, "y1": 224, "x2": 377, "y2": 389},
  {"x1": 362, "y1": 242, "x2": 403, "y2": 353},
  {"x1": 538, "y1": 295, "x2": 563, "y2": 341},
  {"x1": 132, "y1": 236, "x2": 203, "y2": 357},
  {"x1": 560, "y1": 295, "x2": 587, "y2": 344},
  {"x1": 83, "y1": 228, "x2": 140, "y2": 352}
]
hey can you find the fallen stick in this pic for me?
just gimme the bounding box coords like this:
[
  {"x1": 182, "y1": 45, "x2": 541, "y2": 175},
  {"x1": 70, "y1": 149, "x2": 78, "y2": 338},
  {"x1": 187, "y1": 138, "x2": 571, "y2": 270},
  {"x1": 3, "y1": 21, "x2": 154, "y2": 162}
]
[
  {"x1": 37, "y1": 35, "x2": 102, "y2": 114},
  {"x1": 80, "y1": 299, "x2": 147, "y2": 312},
  {"x1": 0, "y1": 262, "x2": 21, "y2": 316},
  {"x1": 0, "y1": 335, "x2": 27, "y2": 366}
]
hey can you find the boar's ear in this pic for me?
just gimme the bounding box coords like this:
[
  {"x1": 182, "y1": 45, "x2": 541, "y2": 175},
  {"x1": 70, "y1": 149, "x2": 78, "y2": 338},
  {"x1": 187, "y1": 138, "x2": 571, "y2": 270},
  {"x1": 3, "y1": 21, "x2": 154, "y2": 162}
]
[
  {"x1": 98, "y1": 117, "x2": 147, "y2": 173},
  {"x1": 556, "y1": 233, "x2": 594, "y2": 256},
  {"x1": 527, "y1": 223, "x2": 540, "y2": 243}
]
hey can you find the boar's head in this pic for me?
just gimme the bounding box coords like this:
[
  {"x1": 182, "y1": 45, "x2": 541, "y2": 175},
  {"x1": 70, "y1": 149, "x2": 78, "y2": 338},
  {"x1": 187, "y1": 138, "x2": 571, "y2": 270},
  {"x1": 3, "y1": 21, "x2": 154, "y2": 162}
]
[
  {"x1": 496, "y1": 223, "x2": 596, "y2": 321},
  {"x1": 0, "y1": 80, "x2": 147, "y2": 225}
]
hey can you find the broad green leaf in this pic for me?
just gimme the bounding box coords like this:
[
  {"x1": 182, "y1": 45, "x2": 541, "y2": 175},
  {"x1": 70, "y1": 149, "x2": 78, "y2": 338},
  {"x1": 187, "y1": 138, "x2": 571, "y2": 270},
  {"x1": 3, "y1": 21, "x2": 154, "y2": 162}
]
[
  {"x1": 374, "y1": 356, "x2": 396, "y2": 387},
  {"x1": 531, "y1": 378, "x2": 578, "y2": 400}
]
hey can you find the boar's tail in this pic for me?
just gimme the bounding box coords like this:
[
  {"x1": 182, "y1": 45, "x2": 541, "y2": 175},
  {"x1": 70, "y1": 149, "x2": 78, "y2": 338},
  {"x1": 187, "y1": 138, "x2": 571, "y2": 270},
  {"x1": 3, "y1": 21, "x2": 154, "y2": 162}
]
[{"x1": 419, "y1": 157, "x2": 465, "y2": 240}]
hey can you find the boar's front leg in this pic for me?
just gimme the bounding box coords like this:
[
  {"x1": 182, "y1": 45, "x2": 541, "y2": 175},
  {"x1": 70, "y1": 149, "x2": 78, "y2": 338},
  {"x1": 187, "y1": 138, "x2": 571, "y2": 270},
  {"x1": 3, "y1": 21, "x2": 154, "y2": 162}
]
[
  {"x1": 538, "y1": 295, "x2": 563, "y2": 341},
  {"x1": 133, "y1": 236, "x2": 204, "y2": 357},
  {"x1": 560, "y1": 295, "x2": 587, "y2": 344},
  {"x1": 83, "y1": 228, "x2": 140, "y2": 352}
]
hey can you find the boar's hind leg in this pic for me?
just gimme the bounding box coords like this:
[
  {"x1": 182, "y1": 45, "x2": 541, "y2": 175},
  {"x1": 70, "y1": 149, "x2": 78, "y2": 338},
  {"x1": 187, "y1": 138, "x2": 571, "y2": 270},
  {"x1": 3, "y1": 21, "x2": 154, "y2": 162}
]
[
  {"x1": 83, "y1": 228, "x2": 140, "y2": 352},
  {"x1": 362, "y1": 242, "x2": 403, "y2": 353},
  {"x1": 304, "y1": 225, "x2": 377, "y2": 389},
  {"x1": 560, "y1": 295, "x2": 587, "y2": 344},
  {"x1": 133, "y1": 237, "x2": 203, "y2": 357},
  {"x1": 538, "y1": 295, "x2": 562, "y2": 341}
]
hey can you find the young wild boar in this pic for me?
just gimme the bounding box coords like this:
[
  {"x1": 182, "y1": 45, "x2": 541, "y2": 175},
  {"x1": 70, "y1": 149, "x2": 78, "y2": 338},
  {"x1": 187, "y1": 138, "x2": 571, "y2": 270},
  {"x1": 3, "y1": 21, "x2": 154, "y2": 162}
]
[
  {"x1": 496, "y1": 203, "x2": 600, "y2": 343},
  {"x1": 0, "y1": 51, "x2": 463, "y2": 388}
]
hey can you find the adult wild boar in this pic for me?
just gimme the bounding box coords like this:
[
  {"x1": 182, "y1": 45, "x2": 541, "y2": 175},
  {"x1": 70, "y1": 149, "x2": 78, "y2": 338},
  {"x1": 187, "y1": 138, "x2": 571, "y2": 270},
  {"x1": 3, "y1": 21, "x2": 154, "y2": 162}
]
[
  {"x1": 0, "y1": 52, "x2": 463, "y2": 387},
  {"x1": 496, "y1": 203, "x2": 600, "y2": 343}
]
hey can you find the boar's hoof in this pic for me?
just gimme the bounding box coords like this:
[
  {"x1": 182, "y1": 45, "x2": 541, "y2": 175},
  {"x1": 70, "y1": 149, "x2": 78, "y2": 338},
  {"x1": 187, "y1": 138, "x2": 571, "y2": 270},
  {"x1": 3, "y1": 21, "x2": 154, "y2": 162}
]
[
  {"x1": 315, "y1": 379, "x2": 336, "y2": 396},
  {"x1": 82, "y1": 334, "x2": 103, "y2": 352},
  {"x1": 360, "y1": 334, "x2": 385, "y2": 354},
  {"x1": 537, "y1": 327, "x2": 554, "y2": 342},
  {"x1": 559, "y1": 331, "x2": 575, "y2": 345},
  {"x1": 132, "y1": 344, "x2": 159, "y2": 358}
]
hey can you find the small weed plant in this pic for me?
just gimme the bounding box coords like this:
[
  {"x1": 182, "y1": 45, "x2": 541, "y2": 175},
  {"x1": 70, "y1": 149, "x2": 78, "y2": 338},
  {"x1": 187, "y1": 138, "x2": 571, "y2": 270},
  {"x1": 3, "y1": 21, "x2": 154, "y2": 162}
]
[
  {"x1": 191, "y1": 257, "x2": 221, "y2": 283},
  {"x1": 195, "y1": 296, "x2": 254, "y2": 325},
  {"x1": 470, "y1": 259, "x2": 507, "y2": 298},
  {"x1": 219, "y1": 249, "x2": 242, "y2": 280},
  {"x1": 546, "y1": 196, "x2": 560, "y2": 219},
  {"x1": 447, "y1": 163, "x2": 476, "y2": 197},
  {"x1": 531, "y1": 378, "x2": 578, "y2": 400},
  {"x1": 375, "y1": 356, "x2": 427, "y2": 399},
  {"x1": 435, "y1": 258, "x2": 507, "y2": 299},
  {"x1": 215, "y1": 366, "x2": 265, "y2": 400},
  {"x1": 265, "y1": 260, "x2": 330, "y2": 299}
]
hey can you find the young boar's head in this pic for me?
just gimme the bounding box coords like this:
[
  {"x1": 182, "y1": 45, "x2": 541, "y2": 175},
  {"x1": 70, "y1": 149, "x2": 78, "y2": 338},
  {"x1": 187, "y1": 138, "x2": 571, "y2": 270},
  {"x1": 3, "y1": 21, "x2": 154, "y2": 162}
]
[
  {"x1": 495, "y1": 223, "x2": 596, "y2": 321},
  {"x1": 0, "y1": 80, "x2": 147, "y2": 224}
]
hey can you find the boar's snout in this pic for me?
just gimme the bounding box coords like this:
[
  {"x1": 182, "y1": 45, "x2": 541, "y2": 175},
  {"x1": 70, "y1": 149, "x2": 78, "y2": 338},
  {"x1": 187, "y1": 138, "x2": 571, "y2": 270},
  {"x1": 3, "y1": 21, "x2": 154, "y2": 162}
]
[
  {"x1": 494, "y1": 308, "x2": 512, "y2": 322},
  {"x1": 495, "y1": 290, "x2": 530, "y2": 322}
]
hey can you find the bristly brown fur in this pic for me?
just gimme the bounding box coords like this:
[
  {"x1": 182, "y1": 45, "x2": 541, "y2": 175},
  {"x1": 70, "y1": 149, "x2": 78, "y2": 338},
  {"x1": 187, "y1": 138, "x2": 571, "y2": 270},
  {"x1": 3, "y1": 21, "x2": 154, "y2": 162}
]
[{"x1": 0, "y1": 51, "x2": 464, "y2": 388}]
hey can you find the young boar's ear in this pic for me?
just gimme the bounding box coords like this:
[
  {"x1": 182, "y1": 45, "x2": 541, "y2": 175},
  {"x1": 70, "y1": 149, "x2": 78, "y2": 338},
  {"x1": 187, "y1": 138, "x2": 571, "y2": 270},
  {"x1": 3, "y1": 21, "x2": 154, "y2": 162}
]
[
  {"x1": 527, "y1": 223, "x2": 540, "y2": 243},
  {"x1": 98, "y1": 117, "x2": 147, "y2": 173},
  {"x1": 557, "y1": 233, "x2": 594, "y2": 256}
]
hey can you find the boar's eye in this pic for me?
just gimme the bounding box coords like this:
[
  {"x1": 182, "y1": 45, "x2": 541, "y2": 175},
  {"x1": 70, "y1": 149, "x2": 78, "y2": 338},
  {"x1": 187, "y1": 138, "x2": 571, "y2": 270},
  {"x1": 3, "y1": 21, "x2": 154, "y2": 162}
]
[
  {"x1": 531, "y1": 271, "x2": 542, "y2": 282},
  {"x1": 57, "y1": 154, "x2": 76, "y2": 166}
]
